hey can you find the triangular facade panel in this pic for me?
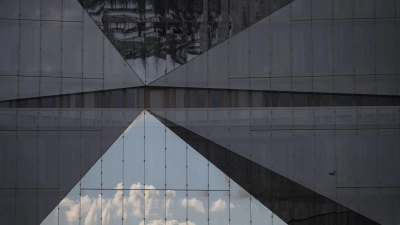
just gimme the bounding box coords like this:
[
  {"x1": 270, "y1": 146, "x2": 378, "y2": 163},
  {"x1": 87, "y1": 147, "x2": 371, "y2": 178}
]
[{"x1": 41, "y1": 110, "x2": 287, "y2": 225}]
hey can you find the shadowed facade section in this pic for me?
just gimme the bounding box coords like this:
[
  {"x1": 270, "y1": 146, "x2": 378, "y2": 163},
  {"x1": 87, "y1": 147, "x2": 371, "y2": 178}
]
[{"x1": 150, "y1": 110, "x2": 379, "y2": 225}]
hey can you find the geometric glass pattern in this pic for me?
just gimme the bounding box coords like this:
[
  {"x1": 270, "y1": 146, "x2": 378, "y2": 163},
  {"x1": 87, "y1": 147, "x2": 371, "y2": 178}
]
[{"x1": 41, "y1": 110, "x2": 287, "y2": 225}]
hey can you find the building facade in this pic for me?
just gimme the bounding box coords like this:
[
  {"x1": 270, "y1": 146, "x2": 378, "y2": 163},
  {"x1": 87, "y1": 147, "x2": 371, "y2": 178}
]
[{"x1": 0, "y1": 0, "x2": 399, "y2": 225}]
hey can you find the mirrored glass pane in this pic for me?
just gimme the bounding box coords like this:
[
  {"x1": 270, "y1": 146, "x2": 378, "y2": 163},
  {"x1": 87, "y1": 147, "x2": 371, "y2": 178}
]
[
  {"x1": 0, "y1": 1, "x2": 19, "y2": 19},
  {"x1": 83, "y1": 13, "x2": 103, "y2": 78},
  {"x1": 354, "y1": 20, "x2": 375, "y2": 75},
  {"x1": 124, "y1": 113, "x2": 145, "y2": 187},
  {"x1": 229, "y1": 28, "x2": 249, "y2": 78},
  {"x1": 271, "y1": 21, "x2": 291, "y2": 77},
  {"x1": 187, "y1": 145, "x2": 208, "y2": 190},
  {"x1": 209, "y1": 191, "x2": 229, "y2": 225},
  {"x1": 312, "y1": 21, "x2": 333, "y2": 76},
  {"x1": 79, "y1": 190, "x2": 101, "y2": 225},
  {"x1": 272, "y1": 130, "x2": 293, "y2": 179},
  {"x1": 293, "y1": 130, "x2": 314, "y2": 188},
  {"x1": 62, "y1": 22, "x2": 83, "y2": 78},
  {"x1": 0, "y1": 131, "x2": 16, "y2": 188},
  {"x1": 17, "y1": 131, "x2": 38, "y2": 188},
  {"x1": 292, "y1": 21, "x2": 312, "y2": 76},
  {"x1": 333, "y1": 0, "x2": 353, "y2": 19},
  {"x1": 41, "y1": 21, "x2": 62, "y2": 77},
  {"x1": 187, "y1": 191, "x2": 208, "y2": 225},
  {"x1": 250, "y1": 19, "x2": 270, "y2": 77},
  {"x1": 333, "y1": 20, "x2": 354, "y2": 75},
  {"x1": 145, "y1": 114, "x2": 165, "y2": 189},
  {"x1": 20, "y1": 0, "x2": 40, "y2": 20},
  {"x1": 16, "y1": 189, "x2": 37, "y2": 224},
  {"x1": 38, "y1": 131, "x2": 59, "y2": 188},
  {"x1": 357, "y1": 131, "x2": 378, "y2": 186},
  {"x1": 123, "y1": 189, "x2": 144, "y2": 224},
  {"x1": 63, "y1": 0, "x2": 83, "y2": 21},
  {"x1": 41, "y1": 0, "x2": 61, "y2": 20},
  {"x1": 20, "y1": 21, "x2": 40, "y2": 76},
  {"x1": 208, "y1": 41, "x2": 228, "y2": 89},
  {"x1": 376, "y1": 19, "x2": 397, "y2": 74},
  {"x1": 102, "y1": 135, "x2": 123, "y2": 189},
  {"x1": 336, "y1": 130, "x2": 357, "y2": 187},
  {"x1": 0, "y1": 189, "x2": 15, "y2": 224},
  {"x1": 144, "y1": 189, "x2": 165, "y2": 224},
  {"x1": 166, "y1": 128, "x2": 186, "y2": 189},
  {"x1": 230, "y1": 180, "x2": 250, "y2": 225},
  {"x1": 312, "y1": 0, "x2": 332, "y2": 19},
  {"x1": 102, "y1": 190, "x2": 123, "y2": 225},
  {"x1": 0, "y1": 20, "x2": 19, "y2": 75}
]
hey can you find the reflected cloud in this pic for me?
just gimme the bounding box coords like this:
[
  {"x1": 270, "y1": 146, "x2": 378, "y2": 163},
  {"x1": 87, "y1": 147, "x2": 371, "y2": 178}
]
[
  {"x1": 139, "y1": 219, "x2": 196, "y2": 225},
  {"x1": 229, "y1": 202, "x2": 235, "y2": 209},
  {"x1": 180, "y1": 198, "x2": 206, "y2": 213},
  {"x1": 210, "y1": 198, "x2": 227, "y2": 212},
  {"x1": 166, "y1": 190, "x2": 176, "y2": 216}
]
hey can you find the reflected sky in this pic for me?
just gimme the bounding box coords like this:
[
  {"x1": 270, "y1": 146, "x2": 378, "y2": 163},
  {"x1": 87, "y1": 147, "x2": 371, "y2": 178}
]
[{"x1": 41, "y1": 110, "x2": 286, "y2": 225}]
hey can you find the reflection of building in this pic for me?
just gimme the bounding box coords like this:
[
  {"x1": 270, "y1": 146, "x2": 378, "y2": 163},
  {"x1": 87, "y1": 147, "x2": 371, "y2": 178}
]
[{"x1": 0, "y1": 0, "x2": 399, "y2": 225}]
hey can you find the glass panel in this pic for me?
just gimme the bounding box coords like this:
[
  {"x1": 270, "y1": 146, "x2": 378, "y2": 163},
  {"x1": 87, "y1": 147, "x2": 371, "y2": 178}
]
[
  {"x1": 271, "y1": 21, "x2": 291, "y2": 77},
  {"x1": 291, "y1": 21, "x2": 312, "y2": 76},
  {"x1": 272, "y1": 130, "x2": 293, "y2": 179},
  {"x1": 230, "y1": 180, "x2": 250, "y2": 225},
  {"x1": 336, "y1": 130, "x2": 357, "y2": 187},
  {"x1": 83, "y1": 13, "x2": 103, "y2": 79},
  {"x1": 124, "y1": 112, "x2": 145, "y2": 189},
  {"x1": 312, "y1": 20, "x2": 333, "y2": 76},
  {"x1": 379, "y1": 130, "x2": 400, "y2": 187},
  {"x1": 250, "y1": 19, "x2": 270, "y2": 77},
  {"x1": 357, "y1": 130, "x2": 378, "y2": 186},
  {"x1": 188, "y1": 52, "x2": 207, "y2": 88},
  {"x1": 17, "y1": 131, "x2": 38, "y2": 188},
  {"x1": 166, "y1": 128, "x2": 186, "y2": 189},
  {"x1": 337, "y1": 94, "x2": 353, "y2": 106},
  {"x1": 208, "y1": 41, "x2": 229, "y2": 89},
  {"x1": 62, "y1": 22, "x2": 83, "y2": 78},
  {"x1": 59, "y1": 184, "x2": 80, "y2": 225},
  {"x1": 376, "y1": 0, "x2": 395, "y2": 17},
  {"x1": 293, "y1": 130, "x2": 314, "y2": 188},
  {"x1": 38, "y1": 131, "x2": 59, "y2": 188},
  {"x1": 123, "y1": 188, "x2": 144, "y2": 225},
  {"x1": 314, "y1": 131, "x2": 336, "y2": 194},
  {"x1": 293, "y1": 93, "x2": 305, "y2": 107},
  {"x1": 333, "y1": 0, "x2": 353, "y2": 19},
  {"x1": 79, "y1": 190, "x2": 101, "y2": 225},
  {"x1": 81, "y1": 131, "x2": 101, "y2": 184},
  {"x1": 19, "y1": 20, "x2": 40, "y2": 76},
  {"x1": 62, "y1": 0, "x2": 83, "y2": 21},
  {"x1": 229, "y1": 28, "x2": 249, "y2": 79},
  {"x1": 312, "y1": 0, "x2": 332, "y2": 19},
  {"x1": 208, "y1": 109, "x2": 229, "y2": 149},
  {"x1": 0, "y1": 20, "x2": 19, "y2": 75},
  {"x1": 291, "y1": 0, "x2": 311, "y2": 20},
  {"x1": 111, "y1": 90, "x2": 124, "y2": 108},
  {"x1": 144, "y1": 189, "x2": 165, "y2": 224},
  {"x1": 0, "y1": 1, "x2": 19, "y2": 19},
  {"x1": 145, "y1": 114, "x2": 165, "y2": 189},
  {"x1": 20, "y1": 0, "x2": 40, "y2": 19},
  {"x1": 167, "y1": 191, "x2": 187, "y2": 224},
  {"x1": 80, "y1": 156, "x2": 101, "y2": 189},
  {"x1": 41, "y1": 0, "x2": 61, "y2": 20},
  {"x1": 102, "y1": 135, "x2": 123, "y2": 189},
  {"x1": 250, "y1": 131, "x2": 272, "y2": 169},
  {"x1": 279, "y1": 92, "x2": 291, "y2": 107},
  {"x1": 176, "y1": 89, "x2": 186, "y2": 108},
  {"x1": 333, "y1": 20, "x2": 354, "y2": 75},
  {"x1": 0, "y1": 131, "x2": 16, "y2": 188},
  {"x1": 187, "y1": 145, "x2": 208, "y2": 190},
  {"x1": 16, "y1": 189, "x2": 37, "y2": 224},
  {"x1": 376, "y1": 19, "x2": 397, "y2": 74},
  {"x1": 354, "y1": 20, "x2": 375, "y2": 75},
  {"x1": 252, "y1": 91, "x2": 264, "y2": 107},
  {"x1": 149, "y1": 89, "x2": 165, "y2": 108},
  {"x1": 187, "y1": 191, "x2": 208, "y2": 225},
  {"x1": 37, "y1": 190, "x2": 58, "y2": 225},
  {"x1": 209, "y1": 191, "x2": 229, "y2": 225},
  {"x1": 354, "y1": 0, "x2": 374, "y2": 18}
]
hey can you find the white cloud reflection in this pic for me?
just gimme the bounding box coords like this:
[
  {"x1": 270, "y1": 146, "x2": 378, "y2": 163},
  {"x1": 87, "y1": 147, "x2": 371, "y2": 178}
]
[
  {"x1": 210, "y1": 198, "x2": 227, "y2": 212},
  {"x1": 180, "y1": 198, "x2": 206, "y2": 213}
]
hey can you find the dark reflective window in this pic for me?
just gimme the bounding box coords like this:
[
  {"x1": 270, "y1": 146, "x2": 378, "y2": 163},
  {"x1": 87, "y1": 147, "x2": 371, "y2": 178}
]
[
  {"x1": 230, "y1": 91, "x2": 238, "y2": 107},
  {"x1": 61, "y1": 96, "x2": 69, "y2": 108},
  {"x1": 138, "y1": 88, "x2": 145, "y2": 108},
  {"x1": 252, "y1": 91, "x2": 264, "y2": 107},
  {"x1": 189, "y1": 90, "x2": 195, "y2": 108},
  {"x1": 336, "y1": 94, "x2": 353, "y2": 106},
  {"x1": 314, "y1": 94, "x2": 321, "y2": 106},
  {"x1": 222, "y1": 90, "x2": 229, "y2": 107},
  {"x1": 70, "y1": 94, "x2": 81, "y2": 108},
  {"x1": 264, "y1": 92, "x2": 271, "y2": 107},
  {"x1": 176, "y1": 89, "x2": 186, "y2": 108},
  {"x1": 41, "y1": 97, "x2": 53, "y2": 108},
  {"x1": 306, "y1": 93, "x2": 313, "y2": 107},
  {"x1": 196, "y1": 90, "x2": 207, "y2": 108},
  {"x1": 279, "y1": 93, "x2": 291, "y2": 107},
  {"x1": 293, "y1": 93, "x2": 305, "y2": 107},
  {"x1": 104, "y1": 91, "x2": 111, "y2": 108},
  {"x1": 321, "y1": 94, "x2": 333, "y2": 106},
  {"x1": 111, "y1": 90, "x2": 123, "y2": 108},
  {"x1": 26, "y1": 99, "x2": 39, "y2": 108},
  {"x1": 149, "y1": 89, "x2": 164, "y2": 108},
  {"x1": 54, "y1": 97, "x2": 60, "y2": 108},
  {"x1": 356, "y1": 95, "x2": 363, "y2": 106},
  {"x1": 378, "y1": 96, "x2": 390, "y2": 106},
  {"x1": 272, "y1": 92, "x2": 278, "y2": 107},
  {"x1": 210, "y1": 90, "x2": 222, "y2": 108},
  {"x1": 83, "y1": 93, "x2": 95, "y2": 108},
  {"x1": 168, "y1": 89, "x2": 175, "y2": 108},
  {"x1": 95, "y1": 92, "x2": 103, "y2": 108},
  {"x1": 238, "y1": 91, "x2": 249, "y2": 107},
  {"x1": 364, "y1": 95, "x2": 376, "y2": 106}
]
